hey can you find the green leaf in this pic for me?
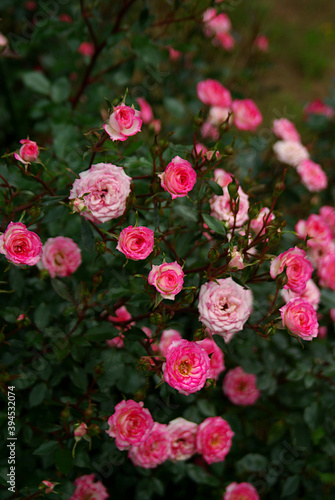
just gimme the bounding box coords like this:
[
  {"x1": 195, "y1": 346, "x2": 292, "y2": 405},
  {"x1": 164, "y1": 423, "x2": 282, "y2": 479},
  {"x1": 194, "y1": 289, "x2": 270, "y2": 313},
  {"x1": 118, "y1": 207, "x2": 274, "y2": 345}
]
[
  {"x1": 85, "y1": 324, "x2": 119, "y2": 341},
  {"x1": 304, "y1": 402, "x2": 319, "y2": 431},
  {"x1": 34, "y1": 302, "x2": 50, "y2": 330},
  {"x1": 202, "y1": 214, "x2": 227, "y2": 236},
  {"x1": 54, "y1": 447, "x2": 73, "y2": 475},
  {"x1": 236, "y1": 453, "x2": 268, "y2": 473},
  {"x1": 22, "y1": 71, "x2": 51, "y2": 95},
  {"x1": 281, "y1": 475, "x2": 300, "y2": 497},
  {"x1": 163, "y1": 97, "x2": 187, "y2": 119},
  {"x1": 50, "y1": 77, "x2": 70, "y2": 103},
  {"x1": 125, "y1": 326, "x2": 148, "y2": 341},
  {"x1": 69, "y1": 366, "x2": 88, "y2": 392},
  {"x1": 29, "y1": 382, "x2": 47, "y2": 407},
  {"x1": 186, "y1": 464, "x2": 220, "y2": 486},
  {"x1": 81, "y1": 219, "x2": 95, "y2": 252},
  {"x1": 52, "y1": 279, "x2": 74, "y2": 303},
  {"x1": 33, "y1": 441, "x2": 59, "y2": 455},
  {"x1": 208, "y1": 180, "x2": 223, "y2": 196}
]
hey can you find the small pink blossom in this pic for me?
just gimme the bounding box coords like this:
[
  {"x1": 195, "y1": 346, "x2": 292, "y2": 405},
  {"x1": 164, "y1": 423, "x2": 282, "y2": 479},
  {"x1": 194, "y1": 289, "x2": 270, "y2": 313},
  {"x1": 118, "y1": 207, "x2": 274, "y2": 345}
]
[
  {"x1": 270, "y1": 246, "x2": 313, "y2": 294},
  {"x1": 223, "y1": 367, "x2": 260, "y2": 406},
  {"x1": 106, "y1": 305, "x2": 133, "y2": 348},
  {"x1": 272, "y1": 118, "x2": 300, "y2": 142},
  {"x1": 231, "y1": 99, "x2": 263, "y2": 131},
  {"x1": 193, "y1": 143, "x2": 208, "y2": 158},
  {"x1": 40, "y1": 481, "x2": 57, "y2": 494},
  {"x1": 69, "y1": 163, "x2": 131, "y2": 224},
  {"x1": 198, "y1": 278, "x2": 253, "y2": 342},
  {"x1": 196, "y1": 416, "x2": 234, "y2": 464},
  {"x1": 59, "y1": 13, "x2": 72, "y2": 23},
  {"x1": 196, "y1": 337, "x2": 225, "y2": 380},
  {"x1": 208, "y1": 106, "x2": 232, "y2": 126},
  {"x1": 168, "y1": 47, "x2": 182, "y2": 61},
  {"x1": 197, "y1": 79, "x2": 232, "y2": 108},
  {"x1": 210, "y1": 184, "x2": 249, "y2": 228},
  {"x1": 167, "y1": 417, "x2": 198, "y2": 461},
  {"x1": 77, "y1": 42, "x2": 94, "y2": 57},
  {"x1": 136, "y1": 97, "x2": 154, "y2": 123},
  {"x1": 41, "y1": 236, "x2": 81, "y2": 278},
  {"x1": 280, "y1": 298, "x2": 319, "y2": 341},
  {"x1": 148, "y1": 262, "x2": 184, "y2": 300},
  {"x1": 158, "y1": 329, "x2": 182, "y2": 357},
  {"x1": 70, "y1": 474, "x2": 109, "y2": 500},
  {"x1": 128, "y1": 422, "x2": 171, "y2": 468},
  {"x1": 304, "y1": 99, "x2": 334, "y2": 119},
  {"x1": 104, "y1": 103, "x2": 142, "y2": 142},
  {"x1": 250, "y1": 207, "x2": 275, "y2": 235},
  {"x1": 213, "y1": 32, "x2": 235, "y2": 51},
  {"x1": 330, "y1": 309, "x2": 335, "y2": 322},
  {"x1": 228, "y1": 247, "x2": 244, "y2": 270},
  {"x1": 296, "y1": 159, "x2": 327, "y2": 192},
  {"x1": 273, "y1": 140, "x2": 309, "y2": 167},
  {"x1": 214, "y1": 168, "x2": 233, "y2": 188},
  {"x1": 0, "y1": 222, "x2": 42, "y2": 266},
  {"x1": 116, "y1": 226, "x2": 154, "y2": 260},
  {"x1": 203, "y1": 8, "x2": 231, "y2": 36},
  {"x1": 74, "y1": 422, "x2": 87, "y2": 437},
  {"x1": 318, "y1": 253, "x2": 335, "y2": 290},
  {"x1": 224, "y1": 482, "x2": 259, "y2": 500},
  {"x1": 295, "y1": 214, "x2": 332, "y2": 249},
  {"x1": 149, "y1": 118, "x2": 161, "y2": 134},
  {"x1": 318, "y1": 326, "x2": 327, "y2": 339},
  {"x1": 163, "y1": 339, "x2": 210, "y2": 395},
  {"x1": 281, "y1": 279, "x2": 320, "y2": 310},
  {"x1": 254, "y1": 34, "x2": 269, "y2": 52},
  {"x1": 201, "y1": 121, "x2": 220, "y2": 141},
  {"x1": 106, "y1": 399, "x2": 154, "y2": 451},
  {"x1": 14, "y1": 139, "x2": 39, "y2": 165},
  {"x1": 158, "y1": 156, "x2": 196, "y2": 199}
]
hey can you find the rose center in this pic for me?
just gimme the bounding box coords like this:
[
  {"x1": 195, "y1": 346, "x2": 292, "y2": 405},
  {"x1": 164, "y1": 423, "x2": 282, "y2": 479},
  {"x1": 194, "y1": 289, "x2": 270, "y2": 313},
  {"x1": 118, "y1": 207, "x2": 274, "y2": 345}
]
[{"x1": 178, "y1": 360, "x2": 192, "y2": 375}]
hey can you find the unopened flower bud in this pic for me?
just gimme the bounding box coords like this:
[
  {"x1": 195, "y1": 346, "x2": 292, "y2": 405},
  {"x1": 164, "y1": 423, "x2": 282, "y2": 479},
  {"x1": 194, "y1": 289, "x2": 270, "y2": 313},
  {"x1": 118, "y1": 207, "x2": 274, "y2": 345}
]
[{"x1": 95, "y1": 240, "x2": 106, "y2": 254}]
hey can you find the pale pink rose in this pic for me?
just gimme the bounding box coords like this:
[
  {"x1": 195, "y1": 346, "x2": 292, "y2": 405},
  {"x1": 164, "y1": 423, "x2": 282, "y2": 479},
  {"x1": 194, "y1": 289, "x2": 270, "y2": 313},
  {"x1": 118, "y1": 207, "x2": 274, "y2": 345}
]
[
  {"x1": 231, "y1": 99, "x2": 263, "y2": 131},
  {"x1": 158, "y1": 329, "x2": 182, "y2": 357},
  {"x1": 224, "y1": 481, "x2": 259, "y2": 500},
  {"x1": 149, "y1": 119, "x2": 161, "y2": 134},
  {"x1": 104, "y1": 103, "x2": 142, "y2": 141},
  {"x1": 254, "y1": 34, "x2": 269, "y2": 52},
  {"x1": 196, "y1": 416, "x2": 234, "y2": 464},
  {"x1": 272, "y1": 118, "x2": 300, "y2": 142},
  {"x1": 203, "y1": 8, "x2": 231, "y2": 36},
  {"x1": 41, "y1": 236, "x2": 81, "y2": 278},
  {"x1": 210, "y1": 185, "x2": 249, "y2": 228},
  {"x1": 280, "y1": 298, "x2": 319, "y2": 340},
  {"x1": 106, "y1": 305, "x2": 133, "y2": 348},
  {"x1": 158, "y1": 156, "x2": 196, "y2": 199},
  {"x1": 74, "y1": 422, "x2": 87, "y2": 437},
  {"x1": 116, "y1": 226, "x2": 154, "y2": 261},
  {"x1": 136, "y1": 97, "x2": 154, "y2": 124},
  {"x1": 201, "y1": 121, "x2": 220, "y2": 140},
  {"x1": 295, "y1": 214, "x2": 332, "y2": 249},
  {"x1": 196, "y1": 338, "x2": 225, "y2": 380},
  {"x1": 223, "y1": 367, "x2": 260, "y2": 406},
  {"x1": 213, "y1": 32, "x2": 235, "y2": 51},
  {"x1": 77, "y1": 41, "x2": 94, "y2": 57},
  {"x1": 168, "y1": 47, "x2": 182, "y2": 61},
  {"x1": 318, "y1": 253, "x2": 335, "y2": 290},
  {"x1": 320, "y1": 206, "x2": 335, "y2": 238},
  {"x1": 70, "y1": 474, "x2": 109, "y2": 500},
  {"x1": 228, "y1": 247, "x2": 244, "y2": 270},
  {"x1": 14, "y1": 139, "x2": 39, "y2": 165},
  {"x1": 196, "y1": 79, "x2": 232, "y2": 108},
  {"x1": 270, "y1": 246, "x2": 313, "y2": 294},
  {"x1": 281, "y1": 279, "x2": 320, "y2": 310},
  {"x1": 128, "y1": 422, "x2": 171, "y2": 469},
  {"x1": 304, "y1": 99, "x2": 334, "y2": 119},
  {"x1": 69, "y1": 163, "x2": 131, "y2": 224},
  {"x1": 214, "y1": 168, "x2": 233, "y2": 188},
  {"x1": 208, "y1": 106, "x2": 232, "y2": 126},
  {"x1": 318, "y1": 326, "x2": 327, "y2": 339},
  {"x1": 250, "y1": 207, "x2": 275, "y2": 235},
  {"x1": 330, "y1": 309, "x2": 335, "y2": 321},
  {"x1": 163, "y1": 339, "x2": 210, "y2": 395},
  {"x1": 273, "y1": 140, "x2": 309, "y2": 167},
  {"x1": 198, "y1": 278, "x2": 253, "y2": 342},
  {"x1": 0, "y1": 222, "x2": 42, "y2": 266},
  {"x1": 167, "y1": 417, "x2": 198, "y2": 461},
  {"x1": 296, "y1": 159, "x2": 327, "y2": 192},
  {"x1": 106, "y1": 399, "x2": 154, "y2": 451},
  {"x1": 148, "y1": 262, "x2": 184, "y2": 300}
]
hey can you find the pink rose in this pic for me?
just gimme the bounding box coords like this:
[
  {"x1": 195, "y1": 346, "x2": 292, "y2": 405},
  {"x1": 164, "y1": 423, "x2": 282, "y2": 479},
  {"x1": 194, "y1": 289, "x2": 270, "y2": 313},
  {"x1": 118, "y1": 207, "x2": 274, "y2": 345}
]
[
  {"x1": 40, "y1": 481, "x2": 57, "y2": 494},
  {"x1": 273, "y1": 140, "x2": 309, "y2": 167},
  {"x1": 136, "y1": 97, "x2": 154, "y2": 123},
  {"x1": 69, "y1": 163, "x2": 131, "y2": 224},
  {"x1": 250, "y1": 207, "x2": 275, "y2": 235},
  {"x1": 106, "y1": 305, "x2": 134, "y2": 348},
  {"x1": 223, "y1": 367, "x2": 260, "y2": 406},
  {"x1": 196, "y1": 338, "x2": 225, "y2": 380},
  {"x1": 74, "y1": 422, "x2": 87, "y2": 437},
  {"x1": 104, "y1": 103, "x2": 142, "y2": 141},
  {"x1": 41, "y1": 236, "x2": 81, "y2": 278},
  {"x1": 210, "y1": 184, "x2": 249, "y2": 228},
  {"x1": 158, "y1": 329, "x2": 182, "y2": 357},
  {"x1": 295, "y1": 214, "x2": 332, "y2": 249},
  {"x1": 201, "y1": 120, "x2": 220, "y2": 141},
  {"x1": 270, "y1": 246, "x2": 313, "y2": 294},
  {"x1": 320, "y1": 206, "x2": 335, "y2": 238},
  {"x1": 193, "y1": 143, "x2": 208, "y2": 158},
  {"x1": 128, "y1": 422, "x2": 171, "y2": 469},
  {"x1": 203, "y1": 8, "x2": 231, "y2": 36},
  {"x1": 77, "y1": 41, "x2": 94, "y2": 57},
  {"x1": 196, "y1": 79, "x2": 232, "y2": 108},
  {"x1": 296, "y1": 159, "x2": 327, "y2": 192},
  {"x1": 231, "y1": 99, "x2": 263, "y2": 131},
  {"x1": 224, "y1": 482, "x2": 259, "y2": 500},
  {"x1": 272, "y1": 118, "x2": 300, "y2": 142},
  {"x1": 149, "y1": 119, "x2": 161, "y2": 134},
  {"x1": 318, "y1": 253, "x2": 335, "y2": 290},
  {"x1": 163, "y1": 339, "x2": 210, "y2": 395},
  {"x1": 254, "y1": 34, "x2": 269, "y2": 52},
  {"x1": 116, "y1": 226, "x2": 154, "y2": 260},
  {"x1": 70, "y1": 474, "x2": 109, "y2": 500},
  {"x1": 148, "y1": 261, "x2": 184, "y2": 300},
  {"x1": 214, "y1": 168, "x2": 233, "y2": 187},
  {"x1": 213, "y1": 32, "x2": 235, "y2": 51},
  {"x1": 196, "y1": 416, "x2": 234, "y2": 464},
  {"x1": 228, "y1": 247, "x2": 244, "y2": 270},
  {"x1": 280, "y1": 298, "x2": 319, "y2": 341},
  {"x1": 14, "y1": 139, "x2": 39, "y2": 165},
  {"x1": 168, "y1": 47, "x2": 182, "y2": 61},
  {"x1": 0, "y1": 222, "x2": 42, "y2": 266},
  {"x1": 198, "y1": 278, "x2": 253, "y2": 342},
  {"x1": 167, "y1": 417, "x2": 198, "y2": 461},
  {"x1": 304, "y1": 99, "x2": 334, "y2": 119},
  {"x1": 281, "y1": 279, "x2": 320, "y2": 310},
  {"x1": 208, "y1": 106, "x2": 232, "y2": 126},
  {"x1": 106, "y1": 399, "x2": 154, "y2": 450},
  {"x1": 158, "y1": 156, "x2": 196, "y2": 199}
]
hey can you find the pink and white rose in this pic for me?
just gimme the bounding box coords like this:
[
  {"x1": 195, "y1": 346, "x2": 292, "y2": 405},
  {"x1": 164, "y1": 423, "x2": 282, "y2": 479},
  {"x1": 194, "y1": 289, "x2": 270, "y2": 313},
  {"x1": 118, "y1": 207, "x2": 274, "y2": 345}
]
[
  {"x1": 167, "y1": 417, "x2": 198, "y2": 461},
  {"x1": 116, "y1": 226, "x2": 154, "y2": 260},
  {"x1": 231, "y1": 99, "x2": 263, "y2": 131},
  {"x1": 270, "y1": 246, "x2": 313, "y2": 294},
  {"x1": 280, "y1": 298, "x2": 319, "y2": 341},
  {"x1": 41, "y1": 236, "x2": 81, "y2": 278},
  {"x1": 296, "y1": 159, "x2": 328, "y2": 192},
  {"x1": 196, "y1": 79, "x2": 232, "y2": 108},
  {"x1": 0, "y1": 222, "x2": 42, "y2": 266},
  {"x1": 196, "y1": 416, "x2": 234, "y2": 464},
  {"x1": 163, "y1": 339, "x2": 210, "y2": 395},
  {"x1": 69, "y1": 163, "x2": 131, "y2": 224},
  {"x1": 281, "y1": 279, "x2": 320, "y2": 310},
  {"x1": 70, "y1": 474, "x2": 109, "y2": 500},
  {"x1": 272, "y1": 118, "x2": 300, "y2": 142},
  {"x1": 203, "y1": 8, "x2": 231, "y2": 36},
  {"x1": 223, "y1": 367, "x2": 260, "y2": 406},
  {"x1": 273, "y1": 140, "x2": 309, "y2": 167},
  {"x1": 104, "y1": 103, "x2": 142, "y2": 141},
  {"x1": 158, "y1": 156, "x2": 197, "y2": 199},
  {"x1": 148, "y1": 261, "x2": 184, "y2": 300},
  {"x1": 210, "y1": 184, "x2": 249, "y2": 228},
  {"x1": 250, "y1": 207, "x2": 275, "y2": 235},
  {"x1": 128, "y1": 422, "x2": 171, "y2": 469},
  {"x1": 224, "y1": 482, "x2": 259, "y2": 500},
  {"x1": 295, "y1": 214, "x2": 332, "y2": 249},
  {"x1": 14, "y1": 139, "x2": 39, "y2": 165},
  {"x1": 196, "y1": 337, "x2": 225, "y2": 380}
]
